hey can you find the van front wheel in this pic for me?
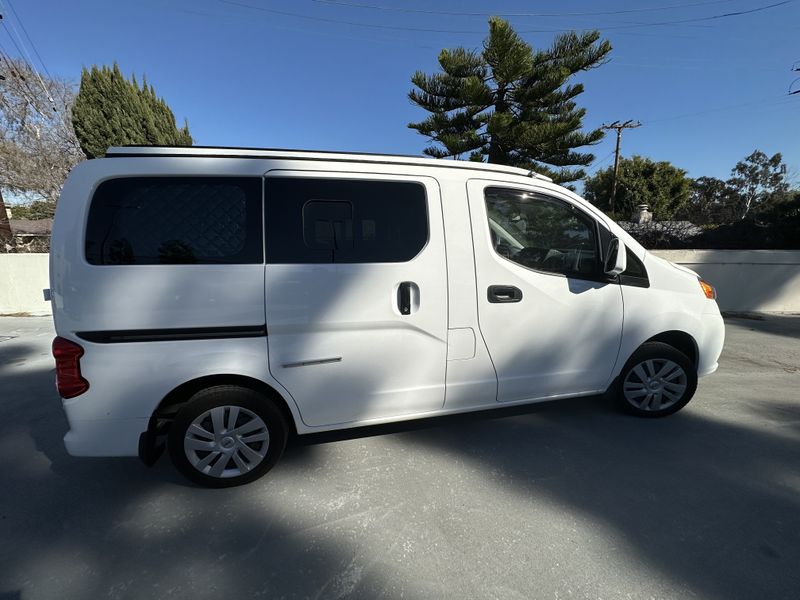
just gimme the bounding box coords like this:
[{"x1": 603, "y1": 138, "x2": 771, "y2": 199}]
[
  {"x1": 168, "y1": 385, "x2": 288, "y2": 487},
  {"x1": 617, "y1": 342, "x2": 698, "y2": 417}
]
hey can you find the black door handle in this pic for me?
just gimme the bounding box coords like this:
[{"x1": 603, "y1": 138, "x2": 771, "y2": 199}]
[
  {"x1": 488, "y1": 285, "x2": 523, "y2": 303},
  {"x1": 398, "y1": 282, "x2": 412, "y2": 315}
]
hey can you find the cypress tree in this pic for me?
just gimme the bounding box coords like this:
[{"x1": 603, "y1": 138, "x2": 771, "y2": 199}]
[
  {"x1": 72, "y1": 63, "x2": 193, "y2": 158},
  {"x1": 409, "y1": 18, "x2": 611, "y2": 184}
]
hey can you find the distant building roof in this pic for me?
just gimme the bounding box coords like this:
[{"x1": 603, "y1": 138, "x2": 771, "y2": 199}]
[{"x1": 10, "y1": 219, "x2": 53, "y2": 236}]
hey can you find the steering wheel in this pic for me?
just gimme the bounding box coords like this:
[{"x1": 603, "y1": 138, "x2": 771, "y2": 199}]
[{"x1": 516, "y1": 247, "x2": 547, "y2": 268}]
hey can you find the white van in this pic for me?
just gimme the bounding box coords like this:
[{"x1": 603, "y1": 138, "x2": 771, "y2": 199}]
[{"x1": 50, "y1": 146, "x2": 725, "y2": 487}]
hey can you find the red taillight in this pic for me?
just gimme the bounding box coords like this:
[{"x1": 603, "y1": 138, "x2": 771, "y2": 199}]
[{"x1": 52, "y1": 337, "x2": 89, "y2": 398}]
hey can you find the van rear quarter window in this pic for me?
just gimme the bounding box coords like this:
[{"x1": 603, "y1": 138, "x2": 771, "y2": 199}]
[
  {"x1": 266, "y1": 178, "x2": 428, "y2": 264},
  {"x1": 85, "y1": 177, "x2": 263, "y2": 265}
]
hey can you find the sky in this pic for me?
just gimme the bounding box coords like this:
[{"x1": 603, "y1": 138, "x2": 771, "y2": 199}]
[{"x1": 5, "y1": 0, "x2": 800, "y2": 187}]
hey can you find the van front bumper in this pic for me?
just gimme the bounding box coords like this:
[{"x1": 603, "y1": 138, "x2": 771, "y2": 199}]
[{"x1": 697, "y1": 308, "x2": 725, "y2": 378}]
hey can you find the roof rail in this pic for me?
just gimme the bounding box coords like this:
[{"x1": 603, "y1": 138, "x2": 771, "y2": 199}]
[{"x1": 105, "y1": 146, "x2": 554, "y2": 182}]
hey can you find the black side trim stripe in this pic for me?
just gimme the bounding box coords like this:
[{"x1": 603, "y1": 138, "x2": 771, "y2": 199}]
[{"x1": 77, "y1": 325, "x2": 267, "y2": 344}]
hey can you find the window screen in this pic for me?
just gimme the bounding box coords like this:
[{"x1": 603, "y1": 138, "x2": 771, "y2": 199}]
[
  {"x1": 85, "y1": 177, "x2": 263, "y2": 265},
  {"x1": 266, "y1": 178, "x2": 428, "y2": 264}
]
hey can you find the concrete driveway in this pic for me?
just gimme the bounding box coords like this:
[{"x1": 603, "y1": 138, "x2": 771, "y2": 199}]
[{"x1": 1, "y1": 315, "x2": 799, "y2": 599}]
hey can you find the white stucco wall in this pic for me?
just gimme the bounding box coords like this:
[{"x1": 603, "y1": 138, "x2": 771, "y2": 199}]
[
  {"x1": 1, "y1": 251, "x2": 799, "y2": 316},
  {"x1": 0, "y1": 254, "x2": 51, "y2": 315},
  {"x1": 652, "y1": 250, "x2": 800, "y2": 313}
]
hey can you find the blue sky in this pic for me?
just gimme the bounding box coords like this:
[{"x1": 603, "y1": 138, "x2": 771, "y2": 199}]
[{"x1": 7, "y1": 0, "x2": 800, "y2": 185}]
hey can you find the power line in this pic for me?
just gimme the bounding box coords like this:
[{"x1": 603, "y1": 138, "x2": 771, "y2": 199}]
[
  {"x1": 0, "y1": 38, "x2": 73, "y2": 138},
  {"x1": 0, "y1": 1, "x2": 75, "y2": 138},
  {"x1": 0, "y1": 7, "x2": 54, "y2": 108},
  {"x1": 0, "y1": 48, "x2": 48, "y2": 119},
  {"x1": 588, "y1": 150, "x2": 617, "y2": 172},
  {"x1": 3, "y1": 0, "x2": 52, "y2": 80},
  {"x1": 642, "y1": 95, "x2": 788, "y2": 124},
  {"x1": 219, "y1": 0, "x2": 794, "y2": 35},
  {"x1": 599, "y1": 0, "x2": 794, "y2": 30},
  {"x1": 312, "y1": 0, "x2": 740, "y2": 18}
]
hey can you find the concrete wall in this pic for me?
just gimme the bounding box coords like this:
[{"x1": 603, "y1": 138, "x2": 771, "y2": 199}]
[
  {"x1": 0, "y1": 254, "x2": 50, "y2": 316},
  {"x1": 1, "y1": 251, "x2": 799, "y2": 315},
  {"x1": 653, "y1": 250, "x2": 800, "y2": 313}
]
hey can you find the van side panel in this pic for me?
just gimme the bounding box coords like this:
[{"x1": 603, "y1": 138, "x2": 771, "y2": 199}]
[
  {"x1": 51, "y1": 158, "x2": 304, "y2": 456},
  {"x1": 61, "y1": 337, "x2": 271, "y2": 456},
  {"x1": 51, "y1": 159, "x2": 267, "y2": 335},
  {"x1": 439, "y1": 176, "x2": 499, "y2": 409}
]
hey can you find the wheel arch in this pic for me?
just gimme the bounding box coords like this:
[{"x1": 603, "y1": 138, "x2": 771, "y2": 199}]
[
  {"x1": 606, "y1": 328, "x2": 699, "y2": 397},
  {"x1": 644, "y1": 330, "x2": 698, "y2": 369},
  {"x1": 139, "y1": 374, "x2": 299, "y2": 466},
  {"x1": 155, "y1": 374, "x2": 299, "y2": 434}
]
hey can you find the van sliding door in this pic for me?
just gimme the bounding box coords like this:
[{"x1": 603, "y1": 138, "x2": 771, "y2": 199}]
[{"x1": 263, "y1": 172, "x2": 448, "y2": 427}]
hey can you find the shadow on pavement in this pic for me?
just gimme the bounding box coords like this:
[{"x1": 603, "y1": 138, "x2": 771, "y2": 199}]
[
  {"x1": 1, "y1": 324, "x2": 799, "y2": 598},
  {"x1": 403, "y1": 394, "x2": 800, "y2": 600}
]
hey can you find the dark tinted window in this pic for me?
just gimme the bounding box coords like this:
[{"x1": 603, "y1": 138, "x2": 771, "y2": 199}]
[
  {"x1": 86, "y1": 177, "x2": 263, "y2": 265},
  {"x1": 485, "y1": 187, "x2": 599, "y2": 277},
  {"x1": 303, "y1": 200, "x2": 354, "y2": 255},
  {"x1": 266, "y1": 178, "x2": 428, "y2": 263},
  {"x1": 619, "y1": 247, "x2": 649, "y2": 287}
]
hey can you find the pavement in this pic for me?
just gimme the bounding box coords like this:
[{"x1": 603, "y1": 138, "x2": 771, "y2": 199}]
[{"x1": 1, "y1": 314, "x2": 799, "y2": 600}]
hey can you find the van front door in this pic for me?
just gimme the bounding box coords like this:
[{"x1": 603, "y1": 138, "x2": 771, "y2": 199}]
[
  {"x1": 467, "y1": 180, "x2": 623, "y2": 402},
  {"x1": 264, "y1": 172, "x2": 448, "y2": 427}
]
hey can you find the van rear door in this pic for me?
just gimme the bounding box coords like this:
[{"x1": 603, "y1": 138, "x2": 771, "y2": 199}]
[{"x1": 263, "y1": 172, "x2": 448, "y2": 427}]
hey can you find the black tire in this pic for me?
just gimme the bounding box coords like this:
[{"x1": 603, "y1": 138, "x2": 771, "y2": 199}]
[
  {"x1": 616, "y1": 341, "x2": 698, "y2": 418},
  {"x1": 168, "y1": 385, "x2": 288, "y2": 488}
]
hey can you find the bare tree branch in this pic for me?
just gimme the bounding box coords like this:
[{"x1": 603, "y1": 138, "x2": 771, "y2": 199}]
[{"x1": 0, "y1": 57, "x2": 84, "y2": 205}]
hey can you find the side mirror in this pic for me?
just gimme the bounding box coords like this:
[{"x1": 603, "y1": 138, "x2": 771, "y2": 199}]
[{"x1": 604, "y1": 238, "x2": 627, "y2": 276}]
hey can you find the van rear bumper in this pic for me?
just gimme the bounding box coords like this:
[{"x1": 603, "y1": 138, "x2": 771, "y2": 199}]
[{"x1": 63, "y1": 418, "x2": 148, "y2": 457}]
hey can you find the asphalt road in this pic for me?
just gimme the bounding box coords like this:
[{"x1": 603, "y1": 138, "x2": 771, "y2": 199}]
[{"x1": 1, "y1": 315, "x2": 799, "y2": 600}]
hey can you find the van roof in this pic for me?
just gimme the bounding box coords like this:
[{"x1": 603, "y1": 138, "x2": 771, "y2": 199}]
[{"x1": 105, "y1": 145, "x2": 554, "y2": 182}]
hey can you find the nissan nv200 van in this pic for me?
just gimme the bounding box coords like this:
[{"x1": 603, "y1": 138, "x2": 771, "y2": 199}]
[{"x1": 49, "y1": 146, "x2": 725, "y2": 487}]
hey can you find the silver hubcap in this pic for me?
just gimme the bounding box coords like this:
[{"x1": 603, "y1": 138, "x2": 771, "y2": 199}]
[
  {"x1": 184, "y1": 405, "x2": 269, "y2": 478},
  {"x1": 623, "y1": 359, "x2": 688, "y2": 411}
]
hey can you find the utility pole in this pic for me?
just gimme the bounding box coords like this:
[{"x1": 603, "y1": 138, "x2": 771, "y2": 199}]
[
  {"x1": 601, "y1": 120, "x2": 641, "y2": 214},
  {"x1": 0, "y1": 189, "x2": 12, "y2": 250}
]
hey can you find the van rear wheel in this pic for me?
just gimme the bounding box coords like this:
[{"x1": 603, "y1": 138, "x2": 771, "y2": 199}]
[
  {"x1": 617, "y1": 342, "x2": 698, "y2": 417},
  {"x1": 168, "y1": 385, "x2": 287, "y2": 487}
]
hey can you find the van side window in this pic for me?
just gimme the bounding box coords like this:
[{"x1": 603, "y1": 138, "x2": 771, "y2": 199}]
[
  {"x1": 267, "y1": 178, "x2": 428, "y2": 264},
  {"x1": 485, "y1": 187, "x2": 599, "y2": 277},
  {"x1": 620, "y1": 248, "x2": 650, "y2": 287},
  {"x1": 303, "y1": 200, "x2": 354, "y2": 254},
  {"x1": 85, "y1": 177, "x2": 263, "y2": 265}
]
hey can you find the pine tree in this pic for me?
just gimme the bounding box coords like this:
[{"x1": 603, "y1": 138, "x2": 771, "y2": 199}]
[
  {"x1": 409, "y1": 18, "x2": 611, "y2": 184},
  {"x1": 72, "y1": 63, "x2": 192, "y2": 158}
]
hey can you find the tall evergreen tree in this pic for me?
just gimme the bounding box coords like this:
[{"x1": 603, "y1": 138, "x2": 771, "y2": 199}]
[
  {"x1": 72, "y1": 63, "x2": 192, "y2": 159},
  {"x1": 409, "y1": 18, "x2": 611, "y2": 184}
]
